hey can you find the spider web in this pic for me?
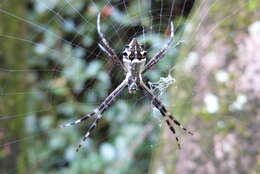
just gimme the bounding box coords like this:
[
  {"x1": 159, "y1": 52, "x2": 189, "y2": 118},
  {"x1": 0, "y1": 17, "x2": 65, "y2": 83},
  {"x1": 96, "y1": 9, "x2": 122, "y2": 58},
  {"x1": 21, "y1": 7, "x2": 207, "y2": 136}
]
[{"x1": 0, "y1": 0, "x2": 259, "y2": 174}]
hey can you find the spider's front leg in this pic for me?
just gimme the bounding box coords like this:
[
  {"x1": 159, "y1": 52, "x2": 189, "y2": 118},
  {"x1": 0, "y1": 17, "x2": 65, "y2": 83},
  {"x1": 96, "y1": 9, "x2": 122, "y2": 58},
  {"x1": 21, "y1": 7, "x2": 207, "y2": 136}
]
[
  {"x1": 139, "y1": 82, "x2": 193, "y2": 149},
  {"x1": 143, "y1": 22, "x2": 174, "y2": 73},
  {"x1": 97, "y1": 13, "x2": 127, "y2": 72},
  {"x1": 60, "y1": 79, "x2": 128, "y2": 151}
]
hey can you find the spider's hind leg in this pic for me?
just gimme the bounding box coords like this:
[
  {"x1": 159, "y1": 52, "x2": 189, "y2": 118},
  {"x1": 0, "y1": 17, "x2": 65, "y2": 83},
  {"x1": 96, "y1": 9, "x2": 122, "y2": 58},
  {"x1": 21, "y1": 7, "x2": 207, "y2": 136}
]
[
  {"x1": 165, "y1": 119, "x2": 181, "y2": 149},
  {"x1": 140, "y1": 82, "x2": 193, "y2": 148},
  {"x1": 152, "y1": 94, "x2": 193, "y2": 136},
  {"x1": 168, "y1": 115, "x2": 193, "y2": 135}
]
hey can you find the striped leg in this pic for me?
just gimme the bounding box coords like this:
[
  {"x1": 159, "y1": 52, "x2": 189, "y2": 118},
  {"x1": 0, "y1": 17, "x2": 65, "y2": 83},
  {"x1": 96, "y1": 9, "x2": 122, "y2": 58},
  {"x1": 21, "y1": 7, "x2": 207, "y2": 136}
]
[
  {"x1": 140, "y1": 82, "x2": 193, "y2": 148},
  {"x1": 97, "y1": 13, "x2": 127, "y2": 72},
  {"x1": 59, "y1": 79, "x2": 128, "y2": 128},
  {"x1": 143, "y1": 22, "x2": 174, "y2": 73},
  {"x1": 76, "y1": 112, "x2": 102, "y2": 152},
  {"x1": 59, "y1": 112, "x2": 96, "y2": 128}
]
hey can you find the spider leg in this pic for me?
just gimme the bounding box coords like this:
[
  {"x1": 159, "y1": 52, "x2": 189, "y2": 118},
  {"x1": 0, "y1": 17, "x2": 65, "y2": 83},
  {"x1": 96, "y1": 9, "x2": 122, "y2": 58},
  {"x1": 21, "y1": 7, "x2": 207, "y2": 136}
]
[
  {"x1": 97, "y1": 13, "x2": 127, "y2": 72},
  {"x1": 76, "y1": 112, "x2": 102, "y2": 152},
  {"x1": 143, "y1": 22, "x2": 174, "y2": 73},
  {"x1": 59, "y1": 111, "x2": 95, "y2": 128},
  {"x1": 139, "y1": 82, "x2": 193, "y2": 148},
  {"x1": 59, "y1": 79, "x2": 128, "y2": 128}
]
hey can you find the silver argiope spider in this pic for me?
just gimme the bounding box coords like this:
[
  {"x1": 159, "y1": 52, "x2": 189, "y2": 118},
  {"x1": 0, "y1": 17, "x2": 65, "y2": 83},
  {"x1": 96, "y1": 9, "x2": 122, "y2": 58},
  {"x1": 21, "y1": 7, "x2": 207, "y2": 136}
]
[{"x1": 60, "y1": 13, "x2": 193, "y2": 152}]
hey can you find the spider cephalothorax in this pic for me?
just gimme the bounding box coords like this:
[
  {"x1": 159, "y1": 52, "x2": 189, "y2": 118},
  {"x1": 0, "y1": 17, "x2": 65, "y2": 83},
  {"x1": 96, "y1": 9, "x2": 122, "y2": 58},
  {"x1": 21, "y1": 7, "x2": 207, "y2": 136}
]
[
  {"x1": 123, "y1": 38, "x2": 147, "y2": 93},
  {"x1": 60, "y1": 13, "x2": 193, "y2": 152},
  {"x1": 122, "y1": 38, "x2": 147, "y2": 60}
]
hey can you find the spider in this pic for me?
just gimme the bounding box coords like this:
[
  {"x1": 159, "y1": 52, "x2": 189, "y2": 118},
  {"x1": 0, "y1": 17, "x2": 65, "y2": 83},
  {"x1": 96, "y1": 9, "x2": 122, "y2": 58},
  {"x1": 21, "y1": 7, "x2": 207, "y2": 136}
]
[{"x1": 60, "y1": 13, "x2": 193, "y2": 152}]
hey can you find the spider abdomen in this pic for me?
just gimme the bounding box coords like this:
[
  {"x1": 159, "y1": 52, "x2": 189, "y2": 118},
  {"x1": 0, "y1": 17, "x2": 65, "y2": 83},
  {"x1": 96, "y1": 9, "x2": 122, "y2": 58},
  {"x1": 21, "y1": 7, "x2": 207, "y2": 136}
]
[{"x1": 128, "y1": 82, "x2": 138, "y2": 94}]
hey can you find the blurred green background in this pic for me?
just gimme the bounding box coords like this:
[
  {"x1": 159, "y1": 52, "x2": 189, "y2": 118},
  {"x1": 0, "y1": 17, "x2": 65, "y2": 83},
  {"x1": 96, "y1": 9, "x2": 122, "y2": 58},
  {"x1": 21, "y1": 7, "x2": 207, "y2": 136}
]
[{"x1": 0, "y1": 0, "x2": 259, "y2": 174}]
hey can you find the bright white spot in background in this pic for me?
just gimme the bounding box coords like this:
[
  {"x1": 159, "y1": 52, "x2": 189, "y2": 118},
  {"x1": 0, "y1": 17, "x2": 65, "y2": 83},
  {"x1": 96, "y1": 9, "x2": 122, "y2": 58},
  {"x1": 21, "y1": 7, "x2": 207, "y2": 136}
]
[
  {"x1": 115, "y1": 136, "x2": 128, "y2": 158},
  {"x1": 65, "y1": 146, "x2": 76, "y2": 161},
  {"x1": 49, "y1": 135, "x2": 64, "y2": 149},
  {"x1": 223, "y1": 141, "x2": 232, "y2": 153},
  {"x1": 204, "y1": 93, "x2": 219, "y2": 114},
  {"x1": 229, "y1": 94, "x2": 247, "y2": 111},
  {"x1": 185, "y1": 22, "x2": 194, "y2": 33},
  {"x1": 82, "y1": 36, "x2": 94, "y2": 47},
  {"x1": 185, "y1": 51, "x2": 199, "y2": 70},
  {"x1": 63, "y1": 20, "x2": 75, "y2": 32},
  {"x1": 25, "y1": 114, "x2": 37, "y2": 133},
  {"x1": 35, "y1": 0, "x2": 59, "y2": 14},
  {"x1": 217, "y1": 120, "x2": 225, "y2": 128},
  {"x1": 35, "y1": 1, "x2": 48, "y2": 13},
  {"x1": 156, "y1": 167, "x2": 165, "y2": 174},
  {"x1": 35, "y1": 43, "x2": 48, "y2": 54},
  {"x1": 249, "y1": 21, "x2": 260, "y2": 36},
  {"x1": 215, "y1": 70, "x2": 230, "y2": 83},
  {"x1": 100, "y1": 143, "x2": 116, "y2": 161},
  {"x1": 85, "y1": 61, "x2": 102, "y2": 77}
]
